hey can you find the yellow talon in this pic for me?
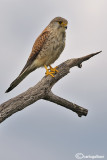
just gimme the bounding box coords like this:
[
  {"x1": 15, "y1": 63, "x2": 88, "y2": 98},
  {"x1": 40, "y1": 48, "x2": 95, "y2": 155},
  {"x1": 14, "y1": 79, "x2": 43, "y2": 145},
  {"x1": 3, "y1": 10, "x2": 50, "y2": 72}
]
[
  {"x1": 44, "y1": 65, "x2": 54, "y2": 77},
  {"x1": 49, "y1": 65, "x2": 59, "y2": 73}
]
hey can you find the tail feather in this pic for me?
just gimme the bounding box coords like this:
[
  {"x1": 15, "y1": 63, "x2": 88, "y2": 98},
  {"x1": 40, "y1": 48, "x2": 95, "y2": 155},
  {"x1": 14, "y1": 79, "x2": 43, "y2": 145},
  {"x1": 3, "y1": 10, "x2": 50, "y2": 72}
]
[{"x1": 5, "y1": 70, "x2": 30, "y2": 93}]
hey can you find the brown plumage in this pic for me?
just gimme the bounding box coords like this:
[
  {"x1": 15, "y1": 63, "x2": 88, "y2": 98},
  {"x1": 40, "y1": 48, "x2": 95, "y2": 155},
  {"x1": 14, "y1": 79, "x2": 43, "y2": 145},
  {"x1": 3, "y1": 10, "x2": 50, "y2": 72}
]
[
  {"x1": 20, "y1": 31, "x2": 50, "y2": 75},
  {"x1": 6, "y1": 17, "x2": 68, "y2": 93}
]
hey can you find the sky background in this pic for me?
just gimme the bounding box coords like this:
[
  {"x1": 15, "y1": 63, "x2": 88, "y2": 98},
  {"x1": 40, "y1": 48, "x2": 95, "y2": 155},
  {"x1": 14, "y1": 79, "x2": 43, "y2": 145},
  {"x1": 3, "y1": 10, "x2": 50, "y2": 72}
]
[{"x1": 0, "y1": 0, "x2": 107, "y2": 160}]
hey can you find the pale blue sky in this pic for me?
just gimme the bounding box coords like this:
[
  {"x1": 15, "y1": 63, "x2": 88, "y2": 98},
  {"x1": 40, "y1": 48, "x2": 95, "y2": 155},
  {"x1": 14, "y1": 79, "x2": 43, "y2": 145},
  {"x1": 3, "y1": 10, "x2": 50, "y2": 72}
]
[{"x1": 0, "y1": 0, "x2": 107, "y2": 160}]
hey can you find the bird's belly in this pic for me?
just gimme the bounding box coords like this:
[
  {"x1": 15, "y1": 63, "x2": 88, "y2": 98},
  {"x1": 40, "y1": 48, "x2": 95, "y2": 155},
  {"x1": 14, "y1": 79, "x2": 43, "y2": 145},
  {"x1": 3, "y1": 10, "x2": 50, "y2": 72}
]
[
  {"x1": 45, "y1": 41, "x2": 65, "y2": 66},
  {"x1": 31, "y1": 35, "x2": 65, "y2": 68}
]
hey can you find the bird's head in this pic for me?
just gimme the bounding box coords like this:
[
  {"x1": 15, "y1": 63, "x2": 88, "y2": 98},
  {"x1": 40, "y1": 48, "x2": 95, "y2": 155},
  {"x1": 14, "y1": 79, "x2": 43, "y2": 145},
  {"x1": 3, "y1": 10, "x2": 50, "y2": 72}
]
[{"x1": 49, "y1": 17, "x2": 68, "y2": 32}]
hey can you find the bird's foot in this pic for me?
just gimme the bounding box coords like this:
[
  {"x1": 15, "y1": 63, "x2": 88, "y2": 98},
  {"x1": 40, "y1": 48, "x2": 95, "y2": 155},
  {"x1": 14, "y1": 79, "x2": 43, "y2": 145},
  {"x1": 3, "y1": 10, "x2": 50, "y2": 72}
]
[
  {"x1": 44, "y1": 65, "x2": 55, "y2": 77},
  {"x1": 49, "y1": 65, "x2": 59, "y2": 73}
]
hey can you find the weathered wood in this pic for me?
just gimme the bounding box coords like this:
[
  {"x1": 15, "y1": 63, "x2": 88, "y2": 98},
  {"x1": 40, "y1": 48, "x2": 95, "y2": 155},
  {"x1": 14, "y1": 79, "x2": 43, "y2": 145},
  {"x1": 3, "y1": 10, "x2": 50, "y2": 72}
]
[{"x1": 0, "y1": 51, "x2": 102, "y2": 123}]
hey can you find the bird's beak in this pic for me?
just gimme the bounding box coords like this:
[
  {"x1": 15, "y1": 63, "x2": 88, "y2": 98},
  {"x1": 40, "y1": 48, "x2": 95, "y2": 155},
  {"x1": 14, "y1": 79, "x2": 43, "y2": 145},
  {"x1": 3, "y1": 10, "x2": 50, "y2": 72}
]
[
  {"x1": 65, "y1": 26, "x2": 67, "y2": 29},
  {"x1": 61, "y1": 22, "x2": 68, "y2": 29}
]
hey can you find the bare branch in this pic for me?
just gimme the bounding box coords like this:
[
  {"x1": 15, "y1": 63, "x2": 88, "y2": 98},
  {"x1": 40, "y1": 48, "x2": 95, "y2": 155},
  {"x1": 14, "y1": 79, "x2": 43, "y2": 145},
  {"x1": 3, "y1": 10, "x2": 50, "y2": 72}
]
[
  {"x1": 44, "y1": 92, "x2": 88, "y2": 117},
  {"x1": 0, "y1": 51, "x2": 102, "y2": 123}
]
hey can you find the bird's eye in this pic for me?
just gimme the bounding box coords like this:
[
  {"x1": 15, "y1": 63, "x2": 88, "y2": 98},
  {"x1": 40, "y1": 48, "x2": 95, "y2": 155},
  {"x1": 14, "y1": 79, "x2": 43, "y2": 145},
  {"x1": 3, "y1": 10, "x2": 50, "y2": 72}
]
[{"x1": 59, "y1": 21, "x2": 62, "y2": 24}]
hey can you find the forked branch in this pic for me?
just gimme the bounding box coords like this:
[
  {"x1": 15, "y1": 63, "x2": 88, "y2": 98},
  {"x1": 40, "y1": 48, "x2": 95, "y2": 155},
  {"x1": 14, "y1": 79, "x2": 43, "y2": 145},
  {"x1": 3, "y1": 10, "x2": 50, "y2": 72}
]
[{"x1": 0, "y1": 51, "x2": 102, "y2": 123}]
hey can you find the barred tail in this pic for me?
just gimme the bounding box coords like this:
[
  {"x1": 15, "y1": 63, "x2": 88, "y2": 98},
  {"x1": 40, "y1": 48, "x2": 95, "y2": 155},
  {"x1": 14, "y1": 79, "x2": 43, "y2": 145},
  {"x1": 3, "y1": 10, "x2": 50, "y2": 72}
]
[{"x1": 5, "y1": 70, "x2": 30, "y2": 93}]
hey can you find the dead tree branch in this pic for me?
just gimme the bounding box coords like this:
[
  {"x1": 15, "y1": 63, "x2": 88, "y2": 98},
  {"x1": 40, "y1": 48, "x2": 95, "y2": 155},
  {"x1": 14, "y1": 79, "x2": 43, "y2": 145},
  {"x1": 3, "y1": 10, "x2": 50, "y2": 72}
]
[{"x1": 0, "y1": 51, "x2": 102, "y2": 123}]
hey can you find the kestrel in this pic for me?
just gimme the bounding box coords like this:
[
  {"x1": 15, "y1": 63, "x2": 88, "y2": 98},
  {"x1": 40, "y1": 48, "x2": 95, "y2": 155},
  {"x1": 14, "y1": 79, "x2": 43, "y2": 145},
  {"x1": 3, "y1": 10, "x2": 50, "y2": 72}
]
[{"x1": 6, "y1": 17, "x2": 68, "y2": 93}]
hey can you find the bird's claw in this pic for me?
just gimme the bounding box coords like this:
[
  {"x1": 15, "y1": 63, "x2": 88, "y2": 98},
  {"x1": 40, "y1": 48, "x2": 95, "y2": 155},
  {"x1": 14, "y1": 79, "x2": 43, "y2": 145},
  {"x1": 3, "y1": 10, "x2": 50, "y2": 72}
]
[
  {"x1": 44, "y1": 65, "x2": 55, "y2": 77},
  {"x1": 49, "y1": 65, "x2": 59, "y2": 73}
]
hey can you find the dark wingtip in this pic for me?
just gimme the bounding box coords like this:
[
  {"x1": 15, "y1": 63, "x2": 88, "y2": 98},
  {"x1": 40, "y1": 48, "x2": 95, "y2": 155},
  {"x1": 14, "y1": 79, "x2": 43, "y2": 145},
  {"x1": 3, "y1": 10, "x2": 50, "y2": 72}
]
[{"x1": 5, "y1": 87, "x2": 12, "y2": 93}]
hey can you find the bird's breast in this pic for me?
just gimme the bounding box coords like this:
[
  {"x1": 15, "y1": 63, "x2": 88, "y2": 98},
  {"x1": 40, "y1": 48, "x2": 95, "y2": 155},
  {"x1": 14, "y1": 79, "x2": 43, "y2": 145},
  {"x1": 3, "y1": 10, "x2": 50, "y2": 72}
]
[
  {"x1": 44, "y1": 31, "x2": 66, "y2": 65},
  {"x1": 32, "y1": 31, "x2": 66, "y2": 68}
]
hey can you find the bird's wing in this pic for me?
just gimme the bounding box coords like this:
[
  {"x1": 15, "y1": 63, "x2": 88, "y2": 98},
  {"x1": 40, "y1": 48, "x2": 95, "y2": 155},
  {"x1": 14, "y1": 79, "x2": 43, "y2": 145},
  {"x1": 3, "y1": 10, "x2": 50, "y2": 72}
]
[{"x1": 19, "y1": 29, "x2": 50, "y2": 75}]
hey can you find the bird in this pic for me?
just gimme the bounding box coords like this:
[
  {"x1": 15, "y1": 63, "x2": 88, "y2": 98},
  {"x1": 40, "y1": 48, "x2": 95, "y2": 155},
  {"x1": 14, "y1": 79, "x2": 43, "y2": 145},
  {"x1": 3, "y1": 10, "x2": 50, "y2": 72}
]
[{"x1": 5, "y1": 17, "x2": 68, "y2": 93}]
